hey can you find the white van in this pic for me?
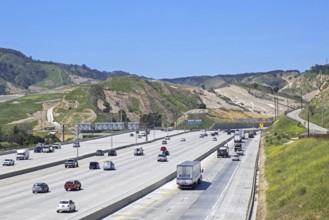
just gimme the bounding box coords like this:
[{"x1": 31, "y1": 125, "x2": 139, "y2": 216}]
[
  {"x1": 134, "y1": 147, "x2": 144, "y2": 156},
  {"x1": 16, "y1": 149, "x2": 29, "y2": 160}
]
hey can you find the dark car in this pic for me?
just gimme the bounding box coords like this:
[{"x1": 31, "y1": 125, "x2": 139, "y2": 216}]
[
  {"x1": 89, "y1": 161, "x2": 100, "y2": 169},
  {"x1": 34, "y1": 146, "x2": 43, "y2": 153},
  {"x1": 64, "y1": 180, "x2": 81, "y2": 191},
  {"x1": 95, "y1": 150, "x2": 104, "y2": 156},
  {"x1": 32, "y1": 182, "x2": 49, "y2": 193},
  {"x1": 108, "y1": 149, "x2": 117, "y2": 156},
  {"x1": 162, "y1": 140, "x2": 167, "y2": 145},
  {"x1": 161, "y1": 150, "x2": 170, "y2": 156}
]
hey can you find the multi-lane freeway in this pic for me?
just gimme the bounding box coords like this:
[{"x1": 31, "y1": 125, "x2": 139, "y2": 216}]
[
  {"x1": 107, "y1": 132, "x2": 260, "y2": 220},
  {"x1": 0, "y1": 130, "x2": 253, "y2": 220}
]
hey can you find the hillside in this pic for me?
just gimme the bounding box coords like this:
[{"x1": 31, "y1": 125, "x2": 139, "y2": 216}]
[
  {"x1": 0, "y1": 47, "x2": 129, "y2": 94},
  {"x1": 163, "y1": 66, "x2": 329, "y2": 101}
]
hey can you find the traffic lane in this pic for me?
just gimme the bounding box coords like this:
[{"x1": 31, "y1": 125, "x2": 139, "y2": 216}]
[
  {"x1": 0, "y1": 132, "x2": 229, "y2": 219},
  {"x1": 105, "y1": 134, "x2": 258, "y2": 220},
  {"x1": 0, "y1": 130, "x2": 202, "y2": 194},
  {"x1": 0, "y1": 130, "x2": 182, "y2": 175},
  {"x1": 213, "y1": 134, "x2": 260, "y2": 219},
  {"x1": 0, "y1": 130, "x2": 203, "y2": 189},
  {"x1": 106, "y1": 140, "x2": 237, "y2": 219}
]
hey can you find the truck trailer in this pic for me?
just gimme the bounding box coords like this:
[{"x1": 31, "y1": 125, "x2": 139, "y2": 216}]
[{"x1": 176, "y1": 161, "x2": 202, "y2": 189}]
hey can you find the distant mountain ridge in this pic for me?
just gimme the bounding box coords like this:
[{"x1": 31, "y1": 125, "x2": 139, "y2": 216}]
[
  {"x1": 0, "y1": 47, "x2": 130, "y2": 94},
  {"x1": 161, "y1": 70, "x2": 301, "y2": 90}
]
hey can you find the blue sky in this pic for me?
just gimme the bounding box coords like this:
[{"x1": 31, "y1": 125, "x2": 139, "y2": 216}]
[{"x1": 1, "y1": 1, "x2": 329, "y2": 79}]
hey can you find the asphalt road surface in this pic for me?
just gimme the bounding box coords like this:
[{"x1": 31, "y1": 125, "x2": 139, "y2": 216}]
[
  {"x1": 0, "y1": 131, "x2": 232, "y2": 220},
  {"x1": 107, "y1": 132, "x2": 260, "y2": 220},
  {"x1": 287, "y1": 109, "x2": 328, "y2": 134}
]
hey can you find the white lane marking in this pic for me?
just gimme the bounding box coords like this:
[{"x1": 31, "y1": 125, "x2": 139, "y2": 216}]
[{"x1": 205, "y1": 161, "x2": 240, "y2": 220}]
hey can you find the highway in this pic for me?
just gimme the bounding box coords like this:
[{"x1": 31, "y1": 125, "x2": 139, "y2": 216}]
[
  {"x1": 287, "y1": 109, "x2": 328, "y2": 134},
  {"x1": 0, "y1": 130, "x2": 175, "y2": 178},
  {"x1": 107, "y1": 132, "x2": 260, "y2": 219},
  {"x1": 0, "y1": 131, "x2": 232, "y2": 220}
]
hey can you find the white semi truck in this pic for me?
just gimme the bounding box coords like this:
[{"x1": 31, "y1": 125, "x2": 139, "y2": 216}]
[
  {"x1": 16, "y1": 149, "x2": 29, "y2": 160},
  {"x1": 234, "y1": 130, "x2": 243, "y2": 151},
  {"x1": 176, "y1": 161, "x2": 202, "y2": 189}
]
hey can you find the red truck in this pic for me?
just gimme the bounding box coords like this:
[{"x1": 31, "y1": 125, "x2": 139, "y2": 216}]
[{"x1": 64, "y1": 180, "x2": 81, "y2": 191}]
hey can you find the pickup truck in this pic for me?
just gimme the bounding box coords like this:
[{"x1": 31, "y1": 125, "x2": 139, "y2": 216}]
[
  {"x1": 64, "y1": 159, "x2": 79, "y2": 168},
  {"x1": 64, "y1": 180, "x2": 81, "y2": 191}
]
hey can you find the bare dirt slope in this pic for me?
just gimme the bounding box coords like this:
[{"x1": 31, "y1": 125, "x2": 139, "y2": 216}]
[{"x1": 212, "y1": 85, "x2": 299, "y2": 115}]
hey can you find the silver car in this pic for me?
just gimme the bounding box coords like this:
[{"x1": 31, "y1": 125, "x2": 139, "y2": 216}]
[
  {"x1": 3, "y1": 159, "x2": 15, "y2": 166},
  {"x1": 52, "y1": 142, "x2": 61, "y2": 149},
  {"x1": 56, "y1": 200, "x2": 76, "y2": 213},
  {"x1": 103, "y1": 161, "x2": 115, "y2": 170},
  {"x1": 157, "y1": 154, "x2": 168, "y2": 162},
  {"x1": 32, "y1": 182, "x2": 49, "y2": 193}
]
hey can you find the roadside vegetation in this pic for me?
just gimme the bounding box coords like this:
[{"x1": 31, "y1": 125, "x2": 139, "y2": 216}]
[{"x1": 264, "y1": 115, "x2": 329, "y2": 219}]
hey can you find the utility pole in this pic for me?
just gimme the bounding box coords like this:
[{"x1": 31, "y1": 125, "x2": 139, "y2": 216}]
[
  {"x1": 62, "y1": 124, "x2": 65, "y2": 142},
  {"x1": 274, "y1": 96, "x2": 277, "y2": 120},
  {"x1": 276, "y1": 96, "x2": 279, "y2": 117},
  {"x1": 307, "y1": 103, "x2": 310, "y2": 136}
]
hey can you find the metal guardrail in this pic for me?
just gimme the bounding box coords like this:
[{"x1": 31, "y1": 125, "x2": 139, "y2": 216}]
[{"x1": 245, "y1": 131, "x2": 261, "y2": 220}]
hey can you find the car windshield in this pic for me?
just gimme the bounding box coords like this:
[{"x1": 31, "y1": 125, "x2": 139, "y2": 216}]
[
  {"x1": 4, "y1": 159, "x2": 10, "y2": 161},
  {"x1": 66, "y1": 181, "x2": 74, "y2": 184},
  {"x1": 34, "y1": 183, "x2": 43, "y2": 186},
  {"x1": 60, "y1": 201, "x2": 69, "y2": 204}
]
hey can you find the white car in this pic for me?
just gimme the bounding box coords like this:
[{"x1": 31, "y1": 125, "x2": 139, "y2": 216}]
[
  {"x1": 157, "y1": 154, "x2": 168, "y2": 162},
  {"x1": 212, "y1": 137, "x2": 217, "y2": 141},
  {"x1": 52, "y1": 142, "x2": 61, "y2": 149},
  {"x1": 2, "y1": 159, "x2": 15, "y2": 166},
  {"x1": 165, "y1": 136, "x2": 170, "y2": 140},
  {"x1": 103, "y1": 161, "x2": 115, "y2": 170},
  {"x1": 56, "y1": 200, "x2": 76, "y2": 213}
]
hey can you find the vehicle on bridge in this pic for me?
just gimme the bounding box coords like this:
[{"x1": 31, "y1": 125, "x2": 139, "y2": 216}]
[{"x1": 177, "y1": 161, "x2": 202, "y2": 189}]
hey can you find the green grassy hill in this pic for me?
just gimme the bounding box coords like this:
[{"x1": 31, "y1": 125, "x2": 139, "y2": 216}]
[{"x1": 264, "y1": 116, "x2": 329, "y2": 219}]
